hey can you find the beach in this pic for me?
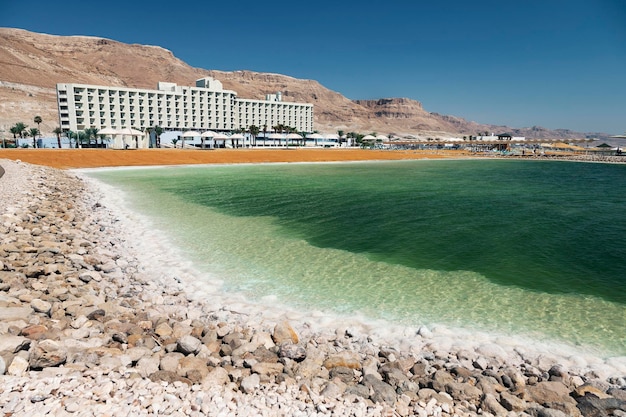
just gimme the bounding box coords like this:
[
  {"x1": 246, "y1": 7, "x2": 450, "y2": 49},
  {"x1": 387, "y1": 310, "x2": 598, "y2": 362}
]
[{"x1": 1, "y1": 150, "x2": 625, "y2": 417}]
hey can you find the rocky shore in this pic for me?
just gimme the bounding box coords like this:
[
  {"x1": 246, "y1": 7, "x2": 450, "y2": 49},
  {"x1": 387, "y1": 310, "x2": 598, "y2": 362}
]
[{"x1": 0, "y1": 159, "x2": 625, "y2": 417}]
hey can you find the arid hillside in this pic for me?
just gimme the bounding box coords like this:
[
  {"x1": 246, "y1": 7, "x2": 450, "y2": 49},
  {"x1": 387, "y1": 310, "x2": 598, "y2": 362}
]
[{"x1": 0, "y1": 28, "x2": 601, "y2": 140}]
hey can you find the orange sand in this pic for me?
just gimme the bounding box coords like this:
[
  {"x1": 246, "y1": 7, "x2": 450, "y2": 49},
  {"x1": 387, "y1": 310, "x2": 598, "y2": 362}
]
[{"x1": 0, "y1": 148, "x2": 472, "y2": 169}]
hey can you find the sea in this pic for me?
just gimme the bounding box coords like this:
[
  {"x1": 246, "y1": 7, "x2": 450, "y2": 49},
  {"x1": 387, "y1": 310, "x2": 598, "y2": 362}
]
[{"x1": 85, "y1": 159, "x2": 626, "y2": 358}]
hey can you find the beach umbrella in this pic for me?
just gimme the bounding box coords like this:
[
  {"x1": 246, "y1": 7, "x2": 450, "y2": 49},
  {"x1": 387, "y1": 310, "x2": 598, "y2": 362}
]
[
  {"x1": 229, "y1": 133, "x2": 245, "y2": 148},
  {"x1": 376, "y1": 134, "x2": 388, "y2": 141},
  {"x1": 118, "y1": 127, "x2": 144, "y2": 149},
  {"x1": 210, "y1": 132, "x2": 228, "y2": 148},
  {"x1": 98, "y1": 127, "x2": 119, "y2": 148},
  {"x1": 200, "y1": 130, "x2": 217, "y2": 148},
  {"x1": 98, "y1": 127, "x2": 118, "y2": 135},
  {"x1": 286, "y1": 133, "x2": 303, "y2": 146},
  {"x1": 306, "y1": 133, "x2": 323, "y2": 146},
  {"x1": 181, "y1": 130, "x2": 200, "y2": 149}
]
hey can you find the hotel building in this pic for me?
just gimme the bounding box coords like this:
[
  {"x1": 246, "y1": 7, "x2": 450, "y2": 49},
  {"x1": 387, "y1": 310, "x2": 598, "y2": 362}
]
[{"x1": 55, "y1": 77, "x2": 314, "y2": 136}]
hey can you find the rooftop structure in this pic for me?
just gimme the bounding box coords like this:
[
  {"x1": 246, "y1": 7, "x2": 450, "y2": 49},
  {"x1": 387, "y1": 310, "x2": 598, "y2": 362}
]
[{"x1": 56, "y1": 77, "x2": 313, "y2": 135}]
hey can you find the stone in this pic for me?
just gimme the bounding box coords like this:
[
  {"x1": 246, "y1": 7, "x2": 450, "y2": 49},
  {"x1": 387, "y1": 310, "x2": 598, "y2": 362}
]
[
  {"x1": 149, "y1": 370, "x2": 192, "y2": 385},
  {"x1": 481, "y1": 393, "x2": 508, "y2": 415},
  {"x1": 177, "y1": 335, "x2": 202, "y2": 355},
  {"x1": 252, "y1": 362, "x2": 284, "y2": 379},
  {"x1": 30, "y1": 299, "x2": 52, "y2": 315},
  {"x1": 279, "y1": 343, "x2": 307, "y2": 362},
  {"x1": 323, "y1": 351, "x2": 361, "y2": 370},
  {"x1": 272, "y1": 320, "x2": 299, "y2": 345},
  {"x1": 79, "y1": 270, "x2": 102, "y2": 282},
  {"x1": 29, "y1": 339, "x2": 67, "y2": 369},
  {"x1": 431, "y1": 369, "x2": 455, "y2": 392},
  {"x1": 155, "y1": 322, "x2": 173, "y2": 338},
  {"x1": 0, "y1": 334, "x2": 31, "y2": 353},
  {"x1": 500, "y1": 391, "x2": 527, "y2": 411},
  {"x1": 203, "y1": 366, "x2": 230, "y2": 386},
  {"x1": 575, "y1": 394, "x2": 626, "y2": 417},
  {"x1": 572, "y1": 383, "x2": 612, "y2": 399},
  {"x1": 178, "y1": 356, "x2": 209, "y2": 381},
  {"x1": 136, "y1": 355, "x2": 160, "y2": 377},
  {"x1": 0, "y1": 355, "x2": 5, "y2": 375},
  {"x1": 241, "y1": 373, "x2": 261, "y2": 393},
  {"x1": 19, "y1": 324, "x2": 48, "y2": 339},
  {"x1": 524, "y1": 381, "x2": 576, "y2": 406},
  {"x1": 363, "y1": 374, "x2": 397, "y2": 405},
  {"x1": 445, "y1": 381, "x2": 483, "y2": 403},
  {"x1": 329, "y1": 366, "x2": 356, "y2": 384},
  {"x1": 8, "y1": 355, "x2": 29, "y2": 376},
  {"x1": 160, "y1": 352, "x2": 184, "y2": 373}
]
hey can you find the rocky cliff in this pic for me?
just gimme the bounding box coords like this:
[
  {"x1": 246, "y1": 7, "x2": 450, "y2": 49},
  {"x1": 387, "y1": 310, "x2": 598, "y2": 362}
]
[{"x1": 0, "y1": 28, "x2": 601, "y2": 140}]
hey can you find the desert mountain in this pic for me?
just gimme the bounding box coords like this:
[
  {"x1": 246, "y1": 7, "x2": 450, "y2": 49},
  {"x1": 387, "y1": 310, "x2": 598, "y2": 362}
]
[{"x1": 0, "y1": 28, "x2": 602, "y2": 140}]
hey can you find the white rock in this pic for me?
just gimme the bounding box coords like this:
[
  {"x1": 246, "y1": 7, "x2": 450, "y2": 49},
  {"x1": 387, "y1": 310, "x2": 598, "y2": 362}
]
[
  {"x1": 30, "y1": 299, "x2": 52, "y2": 315},
  {"x1": 8, "y1": 355, "x2": 29, "y2": 376},
  {"x1": 177, "y1": 335, "x2": 202, "y2": 355},
  {"x1": 240, "y1": 373, "x2": 260, "y2": 394}
]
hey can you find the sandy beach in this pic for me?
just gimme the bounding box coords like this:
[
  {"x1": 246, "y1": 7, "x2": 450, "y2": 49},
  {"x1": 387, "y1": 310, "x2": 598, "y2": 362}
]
[
  {"x1": 0, "y1": 148, "x2": 471, "y2": 169},
  {"x1": 1, "y1": 151, "x2": 625, "y2": 416}
]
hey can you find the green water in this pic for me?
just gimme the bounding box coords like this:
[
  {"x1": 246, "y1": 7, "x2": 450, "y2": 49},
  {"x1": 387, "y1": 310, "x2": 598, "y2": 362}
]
[{"x1": 89, "y1": 159, "x2": 626, "y2": 355}]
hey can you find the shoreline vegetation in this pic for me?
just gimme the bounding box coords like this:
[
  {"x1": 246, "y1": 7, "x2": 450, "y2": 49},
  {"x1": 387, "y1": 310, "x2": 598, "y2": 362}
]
[{"x1": 1, "y1": 152, "x2": 625, "y2": 416}]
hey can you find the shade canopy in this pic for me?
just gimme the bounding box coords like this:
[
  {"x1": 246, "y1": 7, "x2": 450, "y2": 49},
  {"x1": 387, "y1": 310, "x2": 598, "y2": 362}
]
[
  {"x1": 98, "y1": 127, "x2": 118, "y2": 135},
  {"x1": 324, "y1": 133, "x2": 339, "y2": 140},
  {"x1": 306, "y1": 133, "x2": 323, "y2": 139},
  {"x1": 212, "y1": 133, "x2": 229, "y2": 140},
  {"x1": 118, "y1": 127, "x2": 144, "y2": 135},
  {"x1": 229, "y1": 133, "x2": 245, "y2": 139},
  {"x1": 201, "y1": 130, "x2": 218, "y2": 137},
  {"x1": 286, "y1": 133, "x2": 303, "y2": 139},
  {"x1": 361, "y1": 135, "x2": 376, "y2": 140},
  {"x1": 182, "y1": 130, "x2": 200, "y2": 137}
]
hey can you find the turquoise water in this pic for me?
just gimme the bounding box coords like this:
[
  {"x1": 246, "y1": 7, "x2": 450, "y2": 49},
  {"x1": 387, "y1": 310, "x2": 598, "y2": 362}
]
[{"x1": 89, "y1": 159, "x2": 626, "y2": 355}]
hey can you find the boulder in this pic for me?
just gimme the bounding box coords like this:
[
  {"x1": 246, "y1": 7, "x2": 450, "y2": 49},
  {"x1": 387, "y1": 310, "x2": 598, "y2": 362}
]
[
  {"x1": 278, "y1": 343, "x2": 307, "y2": 362},
  {"x1": 272, "y1": 321, "x2": 299, "y2": 345},
  {"x1": 30, "y1": 299, "x2": 52, "y2": 315},
  {"x1": 177, "y1": 335, "x2": 202, "y2": 355},
  {"x1": 481, "y1": 393, "x2": 508, "y2": 416},
  {"x1": 363, "y1": 374, "x2": 397, "y2": 405},
  {"x1": 29, "y1": 339, "x2": 67, "y2": 369}
]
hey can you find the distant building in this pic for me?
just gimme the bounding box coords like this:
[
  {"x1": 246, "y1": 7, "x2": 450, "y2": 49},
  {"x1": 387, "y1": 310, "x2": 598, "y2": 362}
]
[{"x1": 55, "y1": 77, "x2": 313, "y2": 134}]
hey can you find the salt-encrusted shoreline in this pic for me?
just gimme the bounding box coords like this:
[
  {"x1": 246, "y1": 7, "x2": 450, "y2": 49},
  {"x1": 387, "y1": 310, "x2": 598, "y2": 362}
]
[{"x1": 0, "y1": 160, "x2": 624, "y2": 417}]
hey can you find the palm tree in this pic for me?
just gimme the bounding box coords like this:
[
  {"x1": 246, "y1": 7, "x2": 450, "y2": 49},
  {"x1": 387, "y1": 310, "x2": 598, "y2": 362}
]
[
  {"x1": 338, "y1": 130, "x2": 345, "y2": 147},
  {"x1": 28, "y1": 127, "x2": 39, "y2": 148},
  {"x1": 53, "y1": 127, "x2": 63, "y2": 148},
  {"x1": 262, "y1": 124, "x2": 268, "y2": 147},
  {"x1": 11, "y1": 123, "x2": 28, "y2": 146},
  {"x1": 249, "y1": 125, "x2": 259, "y2": 148},
  {"x1": 154, "y1": 126, "x2": 163, "y2": 148},
  {"x1": 33, "y1": 116, "x2": 42, "y2": 137},
  {"x1": 10, "y1": 126, "x2": 20, "y2": 139}
]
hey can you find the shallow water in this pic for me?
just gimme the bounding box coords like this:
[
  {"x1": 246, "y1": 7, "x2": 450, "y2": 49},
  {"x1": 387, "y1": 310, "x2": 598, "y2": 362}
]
[{"x1": 89, "y1": 159, "x2": 626, "y2": 355}]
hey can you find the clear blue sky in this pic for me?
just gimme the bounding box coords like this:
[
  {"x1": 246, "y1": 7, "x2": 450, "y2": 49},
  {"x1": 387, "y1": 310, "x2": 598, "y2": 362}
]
[{"x1": 1, "y1": 0, "x2": 625, "y2": 133}]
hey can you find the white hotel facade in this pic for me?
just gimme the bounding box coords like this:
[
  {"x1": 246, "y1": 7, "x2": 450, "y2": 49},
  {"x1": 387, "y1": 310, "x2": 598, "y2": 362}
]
[{"x1": 56, "y1": 77, "x2": 313, "y2": 138}]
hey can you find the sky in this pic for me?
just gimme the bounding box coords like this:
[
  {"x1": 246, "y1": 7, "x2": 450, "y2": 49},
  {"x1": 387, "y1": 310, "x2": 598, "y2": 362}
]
[{"x1": 1, "y1": 0, "x2": 625, "y2": 133}]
